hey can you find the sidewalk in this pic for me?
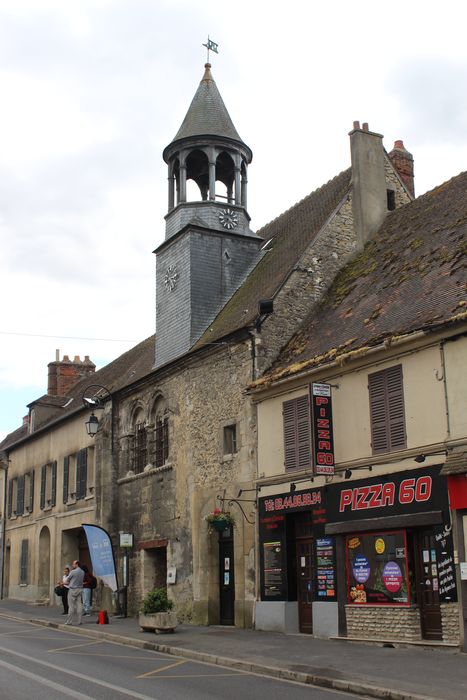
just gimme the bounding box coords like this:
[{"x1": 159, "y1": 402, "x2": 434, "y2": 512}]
[{"x1": 0, "y1": 599, "x2": 466, "y2": 700}]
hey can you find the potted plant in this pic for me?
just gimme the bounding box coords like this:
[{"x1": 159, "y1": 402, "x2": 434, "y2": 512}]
[
  {"x1": 205, "y1": 507, "x2": 235, "y2": 533},
  {"x1": 139, "y1": 588, "x2": 177, "y2": 633}
]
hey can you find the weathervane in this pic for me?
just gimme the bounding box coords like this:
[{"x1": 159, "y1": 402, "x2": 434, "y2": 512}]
[{"x1": 202, "y1": 36, "x2": 219, "y2": 62}]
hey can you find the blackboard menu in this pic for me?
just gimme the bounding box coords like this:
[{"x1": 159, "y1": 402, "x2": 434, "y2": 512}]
[
  {"x1": 263, "y1": 541, "x2": 284, "y2": 597},
  {"x1": 434, "y1": 524, "x2": 457, "y2": 603},
  {"x1": 315, "y1": 537, "x2": 336, "y2": 600}
]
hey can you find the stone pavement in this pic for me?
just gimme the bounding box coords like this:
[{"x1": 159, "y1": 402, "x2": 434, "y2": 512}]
[{"x1": 0, "y1": 599, "x2": 466, "y2": 700}]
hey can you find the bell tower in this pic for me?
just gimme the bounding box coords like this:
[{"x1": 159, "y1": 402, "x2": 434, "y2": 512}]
[{"x1": 154, "y1": 64, "x2": 262, "y2": 368}]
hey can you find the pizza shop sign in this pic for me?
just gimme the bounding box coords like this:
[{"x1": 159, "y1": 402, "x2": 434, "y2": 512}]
[{"x1": 311, "y1": 383, "x2": 335, "y2": 476}]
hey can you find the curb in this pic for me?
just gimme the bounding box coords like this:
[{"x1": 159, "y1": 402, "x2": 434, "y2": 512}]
[{"x1": 17, "y1": 616, "x2": 439, "y2": 700}]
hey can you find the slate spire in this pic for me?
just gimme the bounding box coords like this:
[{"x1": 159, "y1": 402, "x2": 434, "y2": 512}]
[{"x1": 168, "y1": 63, "x2": 246, "y2": 148}]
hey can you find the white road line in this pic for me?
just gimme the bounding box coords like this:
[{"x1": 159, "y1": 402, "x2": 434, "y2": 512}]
[
  {"x1": 0, "y1": 658, "x2": 92, "y2": 699},
  {"x1": 0, "y1": 644, "x2": 161, "y2": 700}
]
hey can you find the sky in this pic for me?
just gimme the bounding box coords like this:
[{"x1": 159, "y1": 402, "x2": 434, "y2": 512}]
[{"x1": 1, "y1": 0, "x2": 467, "y2": 441}]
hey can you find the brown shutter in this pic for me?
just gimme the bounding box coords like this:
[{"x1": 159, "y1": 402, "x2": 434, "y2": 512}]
[
  {"x1": 283, "y1": 395, "x2": 311, "y2": 471},
  {"x1": 29, "y1": 469, "x2": 35, "y2": 513},
  {"x1": 386, "y1": 365, "x2": 406, "y2": 450},
  {"x1": 369, "y1": 365, "x2": 406, "y2": 455},
  {"x1": 369, "y1": 371, "x2": 389, "y2": 454}
]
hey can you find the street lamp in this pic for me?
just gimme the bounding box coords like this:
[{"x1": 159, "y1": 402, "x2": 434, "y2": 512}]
[{"x1": 82, "y1": 384, "x2": 111, "y2": 438}]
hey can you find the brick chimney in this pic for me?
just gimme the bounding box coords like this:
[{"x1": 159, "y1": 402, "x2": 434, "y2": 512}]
[
  {"x1": 349, "y1": 121, "x2": 388, "y2": 250},
  {"x1": 388, "y1": 139, "x2": 414, "y2": 197},
  {"x1": 47, "y1": 350, "x2": 96, "y2": 396}
]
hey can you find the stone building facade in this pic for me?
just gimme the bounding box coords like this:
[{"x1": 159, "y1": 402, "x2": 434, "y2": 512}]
[{"x1": 1, "y1": 63, "x2": 415, "y2": 630}]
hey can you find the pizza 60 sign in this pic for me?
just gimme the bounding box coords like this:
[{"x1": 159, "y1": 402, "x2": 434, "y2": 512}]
[{"x1": 339, "y1": 475, "x2": 432, "y2": 513}]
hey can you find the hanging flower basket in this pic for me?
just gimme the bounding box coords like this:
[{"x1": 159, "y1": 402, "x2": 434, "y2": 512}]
[{"x1": 205, "y1": 508, "x2": 235, "y2": 533}]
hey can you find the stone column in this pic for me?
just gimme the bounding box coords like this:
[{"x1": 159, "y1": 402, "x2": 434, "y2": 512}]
[
  {"x1": 168, "y1": 165, "x2": 175, "y2": 211},
  {"x1": 234, "y1": 167, "x2": 241, "y2": 205},
  {"x1": 241, "y1": 173, "x2": 248, "y2": 209},
  {"x1": 209, "y1": 161, "x2": 216, "y2": 201}
]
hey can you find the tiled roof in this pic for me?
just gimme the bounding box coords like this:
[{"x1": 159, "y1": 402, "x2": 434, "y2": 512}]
[
  {"x1": 196, "y1": 168, "x2": 352, "y2": 345},
  {"x1": 169, "y1": 64, "x2": 244, "y2": 146},
  {"x1": 0, "y1": 335, "x2": 155, "y2": 452},
  {"x1": 261, "y1": 171, "x2": 467, "y2": 383}
]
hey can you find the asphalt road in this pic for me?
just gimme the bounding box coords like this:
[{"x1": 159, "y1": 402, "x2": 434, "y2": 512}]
[{"x1": 0, "y1": 616, "x2": 368, "y2": 700}]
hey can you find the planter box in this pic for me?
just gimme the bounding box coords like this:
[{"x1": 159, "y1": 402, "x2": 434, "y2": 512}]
[{"x1": 139, "y1": 611, "x2": 177, "y2": 633}]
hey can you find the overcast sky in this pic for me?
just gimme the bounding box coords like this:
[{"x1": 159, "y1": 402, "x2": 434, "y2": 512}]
[{"x1": 1, "y1": 0, "x2": 467, "y2": 440}]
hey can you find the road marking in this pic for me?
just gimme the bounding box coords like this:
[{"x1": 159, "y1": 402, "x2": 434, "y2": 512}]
[
  {"x1": 0, "y1": 658, "x2": 92, "y2": 700},
  {"x1": 136, "y1": 658, "x2": 187, "y2": 678},
  {"x1": 48, "y1": 640, "x2": 101, "y2": 652},
  {"x1": 0, "y1": 644, "x2": 162, "y2": 700},
  {"x1": 140, "y1": 672, "x2": 242, "y2": 679}
]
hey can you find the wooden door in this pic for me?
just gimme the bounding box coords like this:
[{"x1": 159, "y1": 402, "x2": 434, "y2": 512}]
[
  {"x1": 219, "y1": 527, "x2": 235, "y2": 625},
  {"x1": 416, "y1": 531, "x2": 442, "y2": 640},
  {"x1": 296, "y1": 537, "x2": 314, "y2": 633}
]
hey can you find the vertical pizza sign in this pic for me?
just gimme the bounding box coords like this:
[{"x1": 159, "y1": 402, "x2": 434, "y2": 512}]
[{"x1": 311, "y1": 383, "x2": 335, "y2": 475}]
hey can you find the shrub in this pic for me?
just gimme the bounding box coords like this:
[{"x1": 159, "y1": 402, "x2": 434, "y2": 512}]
[{"x1": 141, "y1": 588, "x2": 174, "y2": 614}]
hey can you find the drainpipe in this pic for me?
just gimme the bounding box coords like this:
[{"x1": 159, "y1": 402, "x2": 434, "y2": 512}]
[
  {"x1": 438, "y1": 341, "x2": 451, "y2": 439},
  {"x1": 0, "y1": 457, "x2": 8, "y2": 600}
]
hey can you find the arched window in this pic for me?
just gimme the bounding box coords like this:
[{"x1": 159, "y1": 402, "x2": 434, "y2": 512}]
[
  {"x1": 151, "y1": 396, "x2": 169, "y2": 468},
  {"x1": 132, "y1": 408, "x2": 147, "y2": 474}
]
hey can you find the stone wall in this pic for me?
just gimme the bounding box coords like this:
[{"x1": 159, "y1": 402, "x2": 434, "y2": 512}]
[
  {"x1": 440, "y1": 603, "x2": 460, "y2": 643},
  {"x1": 108, "y1": 340, "x2": 257, "y2": 626},
  {"x1": 345, "y1": 605, "x2": 422, "y2": 640}
]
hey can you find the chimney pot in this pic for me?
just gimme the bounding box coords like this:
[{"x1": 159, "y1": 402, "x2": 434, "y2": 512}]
[
  {"x1": 389, "y1": 139, "x2": 415, "y2": 197},
  {"x1": 353, "y1": 120, "x2": 360, "y2": 130},
  {"x1": 73, "y1": 355, "x2": 81, "y2": 363},
  {"x1": 362, "y1": 122, "x2": 369, "y2": 132}
]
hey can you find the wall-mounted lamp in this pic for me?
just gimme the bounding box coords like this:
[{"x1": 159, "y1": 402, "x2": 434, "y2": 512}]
[
  {"x1": 414, "y1": 454, "x2": 426, "y2": 463},
  {"x1": 290, "y1": 483, "x2": 297, "y2": 493},
  {"x1": 344, "y1": 469, "x2": 352, "y2": 480},
  {"x1": 82, "y1": 384, "x2": 111, "y2": 437}
]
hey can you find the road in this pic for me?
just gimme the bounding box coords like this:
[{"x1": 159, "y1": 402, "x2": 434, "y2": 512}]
[{"x1": 0, "y1": 616, "x2": 368, "y2": 700}]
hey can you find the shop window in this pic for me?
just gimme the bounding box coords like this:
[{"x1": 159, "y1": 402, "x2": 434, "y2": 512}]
[
  {"x1": 283, "y1": 395, "x2": 312, "y2": 471},
  {"x1": 368, "y1": 365, "x2": 406, "y2": 455},
  {"x1": 346, "y1": 530, "x2": 410, "y2": 605},
  {"x1": 134, "y1": 423, "x2": 148, "y2": 474},
  {"x1": 223, "y1": 424, "x2": 238, "y2": 455},
  {"x1": 20, "y1": 539, "x2": 29, "y2": 585}
]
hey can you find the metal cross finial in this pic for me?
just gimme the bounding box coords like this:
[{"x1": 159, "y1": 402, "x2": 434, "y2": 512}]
[{"x1": 202, "y1": 36, "x2": 219, "y2": 63}]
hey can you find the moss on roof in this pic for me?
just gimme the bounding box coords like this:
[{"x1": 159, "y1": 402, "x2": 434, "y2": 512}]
[{"x1": 260, "y1": 171, "x2": 467, "y2": 383}]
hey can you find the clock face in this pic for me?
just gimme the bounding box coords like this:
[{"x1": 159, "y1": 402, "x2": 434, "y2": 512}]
[
  {"x1": 163, "y1": 264, "x2": 179, "y2": 292},
  {"x1": 218, "y1": 208, "x2": 239, "y2": 230}
]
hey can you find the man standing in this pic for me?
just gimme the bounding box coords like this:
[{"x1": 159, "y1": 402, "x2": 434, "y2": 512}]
[{"x1": 65, "y1": 560, "x2": 85, "y2": 626}]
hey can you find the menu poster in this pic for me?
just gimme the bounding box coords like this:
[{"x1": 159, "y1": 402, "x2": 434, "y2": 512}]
[
  {"x1": 263, "y1": 541, "x2": 285, "y2": 598},
  {"x1": 434, "y1": 524, "x2": 458, "y2": 603},
  {"x1": 315, "y1": 537, "x2": 336, "y2": 600}
]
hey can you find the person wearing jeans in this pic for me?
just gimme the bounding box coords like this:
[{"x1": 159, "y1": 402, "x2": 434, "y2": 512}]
[
  {"x1": 81, "y1": 565, "x2": 93, "y2": 615},
  {"x1": 65, "y1": 560, "x2": 84, "y2": 626}
]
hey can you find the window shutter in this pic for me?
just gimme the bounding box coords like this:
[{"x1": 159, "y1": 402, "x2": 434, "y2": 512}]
[
  {"x1": 283, "y1": 396, "x2": 311, "y2": 471},
  {"x1": 369, "y1": 365, "x2": 406, "y2": 455},
  {"x1": 51, "y1": 461, "x2": 57, "y2": 506},
  {"x1": 16, "y1": 475, "x2": 25, "y2": 516},
  {"x1": 76, "y1": 449, "x2": 87, "y2": 500},
  {"x1": 63, "y1": 456, "x2": 69, "y2": 504},
  {"x1": 40, "y1": 466, "x2": 46, "y2": 509},
  {"x1": 20, "y1": 539, "x2": 28, "y2": 584},
  {"x1": 29, "y1": 470, "x2": 35, "y2": 513},
  {"x1": 8, "y1": 480, "x2": 13, "y2": 518},
  {"x1": 369, "y1": 371, "x2": 389, "y2": 454},
  {"x1": 386, "y1": 365, "x2": 406, "y2": 450}
]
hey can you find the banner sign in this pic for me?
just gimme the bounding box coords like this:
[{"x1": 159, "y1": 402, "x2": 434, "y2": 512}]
[
  {"x1": 82, "y1": 524, "x2": 118, "y2": 592},
  {"x1": 310, "y1": 383, "x2": 335, "y2": 475}
]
